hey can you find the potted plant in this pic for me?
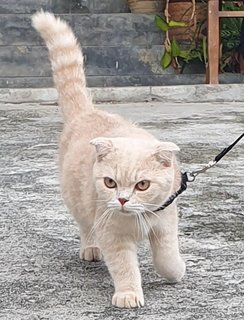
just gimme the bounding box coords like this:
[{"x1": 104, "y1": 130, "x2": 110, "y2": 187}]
[
  {"x1": 127, "y1": 0, "x2": 165, "y2": 13},
  {"x1": 155, "y1": 0, "x2": 207, "y2": 72},
  {"x1": 167, "y1": 0, "x2": 207, "y2": 41}
]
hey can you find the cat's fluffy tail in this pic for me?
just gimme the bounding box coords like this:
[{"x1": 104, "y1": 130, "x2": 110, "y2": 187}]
[{"x1": 32, "y1": 11, "x2": 93, "y2": 119}]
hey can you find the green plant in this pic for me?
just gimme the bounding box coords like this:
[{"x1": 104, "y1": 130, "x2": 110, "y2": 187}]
[
  {"x1": 155, "y1": 0, "x2": 207, "y2": 73},
  {"x1": 155, "y1": 0, "x2": 244, "y2": 74},
  {"x1": 220, "y1": 1, "x2": 244, "y2": 72}
]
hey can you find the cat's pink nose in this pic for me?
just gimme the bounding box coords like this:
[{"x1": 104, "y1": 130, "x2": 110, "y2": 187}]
[{"x1": 118, "y1": 198, "x2": 129, "y2": 206}]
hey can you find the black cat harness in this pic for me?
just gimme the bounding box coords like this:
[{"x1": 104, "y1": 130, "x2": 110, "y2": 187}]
[{"x1": 154, "y1": 132, "x2": 244, "y2": 212}]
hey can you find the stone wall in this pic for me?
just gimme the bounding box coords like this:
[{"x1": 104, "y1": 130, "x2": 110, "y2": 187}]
[{"x1": 0, "y1": 0, "x2": 177, "y2": 88}]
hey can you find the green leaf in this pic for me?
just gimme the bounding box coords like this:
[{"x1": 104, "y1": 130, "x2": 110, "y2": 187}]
[
  {"x1": 171, "y1": 38, "x2": 181, "y2": 57},
  {"x1": 168, "y1": 20, "x2": 188, "y2": 28},
  {"x1": 178, "y1": 50, "x2": 189, "y2": 59},
  {"x1": 202, "y1": 36, "x2": 207, "y2": 65},
  {"x1": 161, "y1": 51, "x2": 172, "y2": 69},
  {"x1": 195, "y1": 51, "x2": 203, "y2": 62},
  {"x1": 155, "y1": 15, "x2": 169, "y2": 32},
  {"x1": 185, "y1": 50, "x2": 203, "y2": 63}
]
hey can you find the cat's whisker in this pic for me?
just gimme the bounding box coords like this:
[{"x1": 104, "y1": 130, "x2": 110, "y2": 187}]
[
  {"x1": 135, "y1": 211, "x2": 154, "y2": 246},
  {"x1": 141, "y1": 220, "x2": 147, "y2": 238},
  {"x1": 141, "y1": 213, "x2": 151, "y2": 240},
  {"x1": 104, "y1": 210, "x2": 114, "y2": 230},
  {"x1": 128, "y1": 206, "x2": 144, "y2": 212},
  {"x1": 135, "y1": 212, "x2": 144, "y2": 239},
  {"x1": 143, "y1": 213, "x2": 163, "y2": 247},
  {"x1": 101, "y1": 209, "x2": 114, "y2": 229},
  {"x1": 141, "y1": 201, "x2": 159, "y2": 207},
  {"x1": 143, "y1": 217, "x2": 154, "y2": 246},
  {"x1": 145, "y1": 215, "x2": 161, "y2": 247},
  {"x1": 95, "y1": 208, "x2": 113, "y2": 228},
  {"x1": 86, "y1": 212, "x2": 110, "y2": 243},
  {"x1": 144, "y1": 208, "x2": 160, "y2": 220},
  {"x1": 142, "y1": 214, "x2": 150, "y2": 236},
  {"x1": 137, "y1": 212, "x2": 149, "y2": 239},
  {"x1": 134, "y1": 212, "x2": 142, "y2": 238},
  {"x1": 86, "y1": 208, "x2": 113, "y2": 243}
]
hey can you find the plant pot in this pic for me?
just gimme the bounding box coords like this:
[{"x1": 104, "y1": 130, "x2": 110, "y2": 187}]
[
  {"x1": 168, "y1": 0, "x2": 207, "y2": 41},
  {"x1": 128, "y1": 0, "x2": 165, "y2": 13}
]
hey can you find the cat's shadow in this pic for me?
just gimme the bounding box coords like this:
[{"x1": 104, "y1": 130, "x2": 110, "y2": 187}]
[
  {"x1": 62, "y1": 253, "x2": 177, "y2": 291},
  {"x1": 63, "y1": 252, "x2": 113, "y2": 288}
]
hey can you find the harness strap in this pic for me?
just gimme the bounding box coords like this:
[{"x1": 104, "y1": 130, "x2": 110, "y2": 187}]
[{"x1": 154, "y1": 172, "x2": 188, "y2": 212}]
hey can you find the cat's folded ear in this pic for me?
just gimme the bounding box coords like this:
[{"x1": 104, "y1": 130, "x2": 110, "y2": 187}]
[
  {"x1": 90, "y1": 137, "x2": 113, "y2": 161},
  {"x1": 153, "y1": 142, "x2": 180, "y2": 167}
]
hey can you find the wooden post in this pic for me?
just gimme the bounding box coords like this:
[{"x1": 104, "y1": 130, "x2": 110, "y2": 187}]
[{"x1": 206, "y1": 0, "x2": 220, "y2": 84}]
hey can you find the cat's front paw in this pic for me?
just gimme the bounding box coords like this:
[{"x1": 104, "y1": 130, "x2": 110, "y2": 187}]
[
  {"x1": 80, "y1": 246, "x2": 102, "y2": 262},
  {"x1": 112, "y1": 291, "x2": 144, "y2": 308}
]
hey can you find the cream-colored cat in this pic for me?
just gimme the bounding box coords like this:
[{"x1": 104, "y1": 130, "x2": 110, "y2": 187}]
[{"x1": 32, "y1": 11, "x2": 185, "y2": 308}]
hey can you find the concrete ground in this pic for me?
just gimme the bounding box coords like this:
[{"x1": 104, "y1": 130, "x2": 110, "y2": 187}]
[{"x1": 0, "y1": 100, "x2": 243, "y2": 320}]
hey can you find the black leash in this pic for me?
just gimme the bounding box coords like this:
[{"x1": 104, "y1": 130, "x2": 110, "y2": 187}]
[{"x1": 154, "y1": 132, "x2": 244, "y2": 212}]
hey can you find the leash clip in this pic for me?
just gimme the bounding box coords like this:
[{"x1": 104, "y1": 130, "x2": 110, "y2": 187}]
[
  {"x1": 188, "y1": 160, "x2": 217, "y2": 181},
  {"x1": 154, "y1": 133, "x2": 243, "y2": 213}
]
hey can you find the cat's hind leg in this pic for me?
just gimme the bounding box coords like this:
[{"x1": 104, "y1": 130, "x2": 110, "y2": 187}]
[
  {"x1": 78, "y1": 221, "x2": 102, "y2": 262},
  {"x1": 80, "y1": 246, "x2": 102, "y2": 262},
  {"x1": 149, "y1": 205, "x2": 185, "y2": 283}
]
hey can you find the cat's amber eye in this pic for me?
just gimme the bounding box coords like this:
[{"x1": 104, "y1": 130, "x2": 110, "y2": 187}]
[
  {"x1": 135, "y1": 180, "x2": 150, "y2": 191},
  {"x1": 104, "y1": 177, "x2": 117, "y2": 189}
]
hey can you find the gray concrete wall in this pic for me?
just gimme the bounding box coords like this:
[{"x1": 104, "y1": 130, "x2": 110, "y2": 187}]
[
  {"x1": 0, "y1": 0, "x2": 129, "y2": 14},
  {"x1": 1, "y1": 0, "x2": 174, "y2": 88}
]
